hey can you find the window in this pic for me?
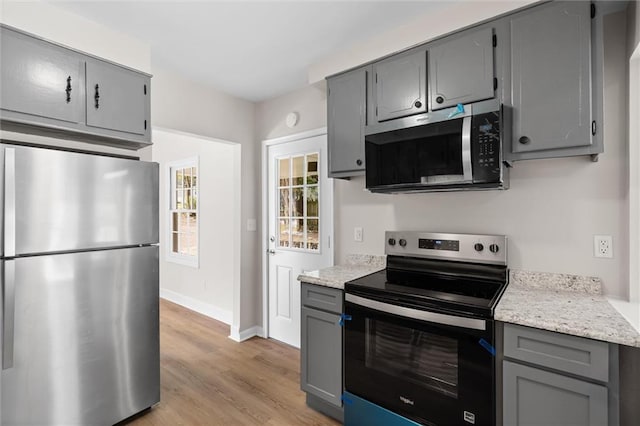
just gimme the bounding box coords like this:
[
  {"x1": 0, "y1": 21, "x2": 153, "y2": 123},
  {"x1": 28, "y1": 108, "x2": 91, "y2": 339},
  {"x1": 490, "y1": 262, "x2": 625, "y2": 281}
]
[
  {"x1": 167, "y1": 157, "x2": 199, "y2": 267},
  {"x1": 277, "y1": 153, "x2": 320, "y2": 251}
]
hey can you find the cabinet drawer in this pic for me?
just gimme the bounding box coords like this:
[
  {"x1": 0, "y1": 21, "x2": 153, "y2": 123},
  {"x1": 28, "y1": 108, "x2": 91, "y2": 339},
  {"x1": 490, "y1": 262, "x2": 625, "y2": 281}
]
[
  {"x1": 301, "y1": 283, "x2": 343, "y2": 314},
  {"x1": 504, "y1": 323, "x2": 609, "y2": 382}
]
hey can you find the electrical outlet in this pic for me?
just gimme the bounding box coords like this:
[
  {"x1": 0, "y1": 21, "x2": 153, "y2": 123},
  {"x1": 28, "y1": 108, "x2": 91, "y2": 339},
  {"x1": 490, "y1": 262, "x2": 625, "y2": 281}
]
[
  {"x1": 354, "y1": 227, "x2": 363, "y2": 242},
  {"x1": 594, "y1": 235, "x2": 613, "y2": 258}
]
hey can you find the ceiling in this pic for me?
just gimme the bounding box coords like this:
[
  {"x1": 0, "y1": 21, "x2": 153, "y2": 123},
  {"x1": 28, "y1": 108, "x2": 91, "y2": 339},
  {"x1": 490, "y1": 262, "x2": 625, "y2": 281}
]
[{"x1": 47, "y1": 1, "x2": 445, "y2": 102}]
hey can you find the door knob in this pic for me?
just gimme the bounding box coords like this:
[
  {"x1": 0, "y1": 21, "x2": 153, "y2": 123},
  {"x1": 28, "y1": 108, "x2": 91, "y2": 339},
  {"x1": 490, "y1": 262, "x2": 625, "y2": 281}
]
[
  {"x1": 269, "y1": 236, "x2": 275, "y2": 242},
  {"x1": 267, "y1": 249, "x2": 276, "y2": 255}
]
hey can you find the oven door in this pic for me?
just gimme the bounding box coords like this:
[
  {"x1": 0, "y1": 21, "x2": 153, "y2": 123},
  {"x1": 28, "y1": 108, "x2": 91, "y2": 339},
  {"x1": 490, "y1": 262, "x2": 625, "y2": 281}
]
[{"x1": 344, "y1": 294, "x2": 495, "y2": 426}]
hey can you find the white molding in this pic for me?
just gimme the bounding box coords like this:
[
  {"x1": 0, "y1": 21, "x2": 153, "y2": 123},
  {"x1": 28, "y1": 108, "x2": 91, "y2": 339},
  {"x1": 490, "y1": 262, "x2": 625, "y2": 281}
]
[
  {"x1": 152, "y1": 126, "x2": 240, "y2": 147},
  {"x1": 160, "y1": 288, "x2": 232, "y2": 325},
  {"x1": 263, "y1": 127, "x2": 327, "y2": 147},
  {"x1": 229, "y1": 325, "x2": 265, "y2": 343},
  {"x1": 261, "y1": 128, "x2": 332, "y2": 342}
]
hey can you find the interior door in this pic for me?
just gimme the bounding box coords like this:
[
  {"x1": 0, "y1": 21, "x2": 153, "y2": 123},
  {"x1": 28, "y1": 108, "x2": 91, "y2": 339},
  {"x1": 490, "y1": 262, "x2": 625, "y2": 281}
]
[{"x1": 267, "y1": 134, "x2": 333, "y2": 348}]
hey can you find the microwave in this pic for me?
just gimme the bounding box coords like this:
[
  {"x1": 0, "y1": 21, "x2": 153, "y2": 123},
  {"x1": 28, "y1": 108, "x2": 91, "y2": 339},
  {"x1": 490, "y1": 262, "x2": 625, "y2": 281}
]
[{"x1": 365, "y1": 100, "x2": 509, "y2": 193}]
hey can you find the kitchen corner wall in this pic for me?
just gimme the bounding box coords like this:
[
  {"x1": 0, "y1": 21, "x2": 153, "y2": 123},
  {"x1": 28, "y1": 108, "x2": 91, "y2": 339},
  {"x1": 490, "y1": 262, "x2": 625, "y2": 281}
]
[
  {"x1": 149, "y1": 65, "x2": 259, "y2": 338},
  {"x1": 258, "y1": 9, "x2": 632, "y2": 299}
]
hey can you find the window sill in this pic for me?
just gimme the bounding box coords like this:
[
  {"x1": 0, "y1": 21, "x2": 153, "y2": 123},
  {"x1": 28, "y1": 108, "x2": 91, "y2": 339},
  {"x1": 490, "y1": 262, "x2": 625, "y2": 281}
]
[{"x1": 166, "y1": 253, "x2": 199, "y2": 269}]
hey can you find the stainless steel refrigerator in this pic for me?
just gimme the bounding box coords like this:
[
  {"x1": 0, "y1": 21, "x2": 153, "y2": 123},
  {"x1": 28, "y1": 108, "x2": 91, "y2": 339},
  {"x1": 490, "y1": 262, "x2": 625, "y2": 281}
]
[{"x1": 0, "y1": 143, "x2": 160, "y2": 425}]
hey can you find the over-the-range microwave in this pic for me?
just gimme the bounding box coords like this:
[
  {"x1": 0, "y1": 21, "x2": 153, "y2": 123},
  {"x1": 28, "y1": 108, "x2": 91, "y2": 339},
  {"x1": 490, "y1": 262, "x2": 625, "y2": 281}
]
[{"x1": 365, "y1": 99, "x2": 509, "y2": 193}]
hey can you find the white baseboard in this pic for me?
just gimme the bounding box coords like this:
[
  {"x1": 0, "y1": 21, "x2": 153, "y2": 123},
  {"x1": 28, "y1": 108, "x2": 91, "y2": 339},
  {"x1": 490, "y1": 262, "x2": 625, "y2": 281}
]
[
  {"x1": 160, "y1": 288, "x2": 232, "y2": 325},
  {"x1": 229, "y1": 325, "x2": 265, "y2": 343}
]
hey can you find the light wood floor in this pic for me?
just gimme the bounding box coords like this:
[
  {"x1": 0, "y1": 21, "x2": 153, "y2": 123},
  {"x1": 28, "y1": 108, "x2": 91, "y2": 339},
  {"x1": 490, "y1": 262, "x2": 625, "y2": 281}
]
[{"x1": 126, "y1": 299, "x2": 340, "y2": 426}]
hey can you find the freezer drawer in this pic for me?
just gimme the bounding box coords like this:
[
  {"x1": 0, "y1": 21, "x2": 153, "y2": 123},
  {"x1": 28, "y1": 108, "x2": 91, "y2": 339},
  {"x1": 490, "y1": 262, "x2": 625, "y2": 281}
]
[
  {"x1": 1, "y1": 144, "x2": 159, "y2": 257},
  {"x1": 1, "y1": 246, "x2": 159, "y2": 425}
]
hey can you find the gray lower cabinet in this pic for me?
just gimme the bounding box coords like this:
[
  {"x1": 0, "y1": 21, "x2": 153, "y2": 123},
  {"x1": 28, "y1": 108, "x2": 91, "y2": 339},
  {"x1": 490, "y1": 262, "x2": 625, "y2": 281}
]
[
  {"x1": 503, "y1": 361, "x2": 608, "y2": 426},
  {"x1": 428, "y1": 26, "x2": 495, "y2": 111},
  {"x1": 372, "y1": 48, "x2": 427, "y2": 122},
  {"x1": 300, "y1": 283, "x2": 343, "y2": 421},
  {"x1": 327, "y1": 67, "x2": 367, "y2": 178},
  {"x1": 506, "y1": 0, "x2": 596, "y2": 160},
  {"x1": 502, "y1": 323, "x2": 617, "y2": 426},
  {"x1": 0, "y1": 24, "x2": 151, "y2": 149}
]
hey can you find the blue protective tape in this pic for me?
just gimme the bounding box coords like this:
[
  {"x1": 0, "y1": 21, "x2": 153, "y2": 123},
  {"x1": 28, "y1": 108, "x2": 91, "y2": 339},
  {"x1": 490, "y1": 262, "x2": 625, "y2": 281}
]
[
  {"x1": 479, "y1": 338, "x2": 496, "y2": 356},
  {"x1": 338, "y1": 313, "x2": 352, "y2": 327},
  {"x1": 447, "y1": 103, "x2": 465, "y2": 118},
  {"x1": 341, "y1": 393, "x2": 354, "y2": 405}
]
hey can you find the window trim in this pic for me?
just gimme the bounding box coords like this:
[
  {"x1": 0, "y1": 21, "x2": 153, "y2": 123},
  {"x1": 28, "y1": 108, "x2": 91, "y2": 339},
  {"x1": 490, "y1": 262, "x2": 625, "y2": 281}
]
[{"x1": 166, "y1": 156, "x2": 200, "y2": 268}]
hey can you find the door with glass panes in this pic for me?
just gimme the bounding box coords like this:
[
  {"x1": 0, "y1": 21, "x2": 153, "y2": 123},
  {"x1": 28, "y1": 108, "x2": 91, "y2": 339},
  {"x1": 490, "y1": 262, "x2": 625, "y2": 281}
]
[{"x1": 267, "y1": 133, "x2": 333, "y2": 347}]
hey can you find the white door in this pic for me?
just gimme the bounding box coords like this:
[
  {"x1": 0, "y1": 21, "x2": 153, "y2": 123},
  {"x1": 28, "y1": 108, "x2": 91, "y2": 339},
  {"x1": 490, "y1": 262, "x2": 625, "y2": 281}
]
[{"x1": 267, "y1": 133, "x2": 333, "y2": 348}]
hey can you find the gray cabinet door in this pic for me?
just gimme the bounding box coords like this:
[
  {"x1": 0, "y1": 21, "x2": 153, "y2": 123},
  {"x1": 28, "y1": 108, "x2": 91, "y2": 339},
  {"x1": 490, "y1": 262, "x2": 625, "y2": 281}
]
[
  {"x1": 373, "y1": 49, "x2": 427, "y2": 122},
  {"x1": 300, "y1": 306, "x2": 342, "y2": 407},
  {"x1": 0, "y1": 27, "x2": 84, "y2": 124},
  {"x1": 327, "y1": 68, "x2": 367, "y2": 177},
  {"x1": 86, "y1": 60, "x2": 149, "y2": 137},
  {"x1": 429, "y1": 27, "x2": 495, "y2": 110},
  {"x1": 510, "y1": 1, "x2": 592, "y2": 154},
  {"x1": 503, "y1": 361, "x2": 608, "y2": 426}
]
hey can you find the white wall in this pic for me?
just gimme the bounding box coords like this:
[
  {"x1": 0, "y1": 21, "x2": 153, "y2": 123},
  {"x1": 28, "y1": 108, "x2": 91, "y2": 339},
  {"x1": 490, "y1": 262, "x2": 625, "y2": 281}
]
[
  {"x1": 149, "y1": 64, "x2": 259, "y2": 338},
  {"x1": 628, "y1": 0, "x2": 640, "y2": 301},
  {"x1": 152, "y1": 129, "x2": 238, "y2": 323},
  {"x1": 256, "y1": 82, "x2": 326, "y2": 141},
  {"x1": 259, "y1": 7, "x2": 632, "y2": 299}
]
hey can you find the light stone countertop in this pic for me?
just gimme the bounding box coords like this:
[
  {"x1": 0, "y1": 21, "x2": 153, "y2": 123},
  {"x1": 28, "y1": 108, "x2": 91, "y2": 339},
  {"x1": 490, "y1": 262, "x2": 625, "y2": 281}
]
[
  {"x1": 297, "y1": 254, "x2": 386, "y2": 290},
  {"x1": 495, "y1": 270, "x2": 640, "y2": 348}
]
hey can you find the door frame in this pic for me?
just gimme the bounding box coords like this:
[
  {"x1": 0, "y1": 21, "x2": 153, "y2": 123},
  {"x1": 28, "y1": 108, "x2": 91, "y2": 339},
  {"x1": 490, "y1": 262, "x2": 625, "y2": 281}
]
[{"x1": 261, "y1": 127, "x2": 333, "y2": 339}]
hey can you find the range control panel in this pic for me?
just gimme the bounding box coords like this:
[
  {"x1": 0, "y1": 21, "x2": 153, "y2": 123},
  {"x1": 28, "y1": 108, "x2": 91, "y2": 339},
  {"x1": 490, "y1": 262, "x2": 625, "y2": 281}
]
[{"x1": 386, "y1": 231, "x2": 507, "y2": 265}]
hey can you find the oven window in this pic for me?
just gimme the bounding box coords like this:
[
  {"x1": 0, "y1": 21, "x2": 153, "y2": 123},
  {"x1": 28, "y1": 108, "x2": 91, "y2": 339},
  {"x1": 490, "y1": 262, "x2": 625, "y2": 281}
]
[{"x1": 365, "y1": 318, "x2": 459, "y2": 398}]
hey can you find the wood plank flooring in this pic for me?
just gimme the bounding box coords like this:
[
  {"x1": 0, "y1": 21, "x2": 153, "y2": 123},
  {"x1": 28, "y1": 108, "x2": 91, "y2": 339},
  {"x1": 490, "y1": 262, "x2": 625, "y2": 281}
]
[{"x1": 126, "y1": 299, "x2": 340, "y2": 426}]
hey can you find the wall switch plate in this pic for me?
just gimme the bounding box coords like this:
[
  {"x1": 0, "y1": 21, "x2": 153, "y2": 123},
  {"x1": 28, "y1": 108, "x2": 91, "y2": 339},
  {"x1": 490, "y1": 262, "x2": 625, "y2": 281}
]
[
  {"x1": 354, "y1": 227, "x2": 363, "y2": 242},
  {"x1": 594, "y1": 235, "x2": 613, "y2": 258}
]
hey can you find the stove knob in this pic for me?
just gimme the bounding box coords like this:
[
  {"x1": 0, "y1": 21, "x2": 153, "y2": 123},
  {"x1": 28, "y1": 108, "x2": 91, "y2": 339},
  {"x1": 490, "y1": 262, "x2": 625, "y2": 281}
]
[
  {"x1": 399, "y1": 239, "x2": 407, "y2": 247},
  {"x1": 489, "y1": 244, "x2": 500, "y2": 254},
  {"x1": 388, "y1": 238, "x2": 396, "y2": 246},
  {"x1": 474, "y1": 243, "x2": 484, "y2": 252}
]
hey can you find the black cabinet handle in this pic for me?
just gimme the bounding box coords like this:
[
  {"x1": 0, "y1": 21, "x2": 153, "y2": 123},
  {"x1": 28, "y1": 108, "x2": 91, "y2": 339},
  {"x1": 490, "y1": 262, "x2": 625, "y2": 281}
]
[
  {"x1": 436, "y1": 96, "x2": 444, "y2": 104},
  {"x1": 519, "y1": 136, "x2": 530, "y2": 145},
  {"x1": 356, "y1": 159, "x2": 363, "y2": 166},
  {"x1": 94, "y1": 84, "x2": 100, "y2": 109},
  {"x1": 414, "y1": 100, "x2": 422, "y2": 108},
  {"x1": 65, "y1": 76, "x2": 72, "y2": 103}
]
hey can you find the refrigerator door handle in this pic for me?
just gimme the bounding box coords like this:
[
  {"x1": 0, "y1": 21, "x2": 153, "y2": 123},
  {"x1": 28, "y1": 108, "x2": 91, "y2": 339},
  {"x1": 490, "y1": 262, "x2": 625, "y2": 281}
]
[
  {"x1": 2, "y1": 260, "x2": 15, "y2": 369},
  {"x1": 4, "y1": 147, "x2": 16, "y2": 258}
]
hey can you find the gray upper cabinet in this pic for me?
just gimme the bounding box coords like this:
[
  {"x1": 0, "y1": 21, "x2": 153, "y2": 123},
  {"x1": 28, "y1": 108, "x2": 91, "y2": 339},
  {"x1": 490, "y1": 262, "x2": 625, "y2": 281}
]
[
  {"x1": 508, "y1": 1, "x2": 593, "y2": 159},
  {"x1": 372, "y1": 49, "x2": 427, "y2": 122},
  {"x1": 0, "y1": 27, "x2": 84, "y2": 125},
  {"x1": 327, "y1": 67, "x2": 367, "y2": 178},
  {"x1": 86, "y1": 60, "x2": 149, "y2": 137},
  {"x1": 0, "y1": 25, "x2": 151, "y2": 149},
  {"x1": 429, "y1": 27, "x2": 495, "y2": 110}
]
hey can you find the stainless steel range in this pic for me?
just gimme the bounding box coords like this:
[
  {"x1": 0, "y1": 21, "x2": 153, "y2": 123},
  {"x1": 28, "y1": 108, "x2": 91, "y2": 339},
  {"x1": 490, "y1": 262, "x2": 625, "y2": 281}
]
[{"x1": 343, "y1": 232, "x2": 508, "y2": 426}]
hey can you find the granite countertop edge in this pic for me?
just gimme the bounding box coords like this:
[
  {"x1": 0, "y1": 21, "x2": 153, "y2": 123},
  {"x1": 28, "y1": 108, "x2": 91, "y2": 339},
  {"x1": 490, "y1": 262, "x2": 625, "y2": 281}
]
[
  {"x1": 496, "y1": 270, "x2": 640, "y2": 348},
  {"x1": 298, "y1": 260, "x2": 640, "y2": 348}
]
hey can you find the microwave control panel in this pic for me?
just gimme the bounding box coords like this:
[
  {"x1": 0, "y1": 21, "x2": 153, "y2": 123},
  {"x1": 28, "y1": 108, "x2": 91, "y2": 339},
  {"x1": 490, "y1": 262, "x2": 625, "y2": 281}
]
[{"x1": 471, "y1": 111, "x2": 501, "y2": 183}]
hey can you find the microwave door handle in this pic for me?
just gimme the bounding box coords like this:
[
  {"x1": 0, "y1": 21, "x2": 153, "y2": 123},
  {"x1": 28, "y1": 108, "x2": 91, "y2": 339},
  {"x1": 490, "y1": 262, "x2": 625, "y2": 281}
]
[
  {"x1": 461, "y1": 116, "x2": 473, "y2": 183},
  {"x1": 345, "y1": 293, "x2": 486, "y2": 331}
]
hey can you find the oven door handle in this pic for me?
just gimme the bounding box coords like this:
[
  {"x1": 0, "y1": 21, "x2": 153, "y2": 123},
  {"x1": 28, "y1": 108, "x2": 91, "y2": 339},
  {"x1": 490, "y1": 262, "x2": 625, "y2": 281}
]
[{"x1": 345, "y1": 293, "x2": 486, "y2": 331}]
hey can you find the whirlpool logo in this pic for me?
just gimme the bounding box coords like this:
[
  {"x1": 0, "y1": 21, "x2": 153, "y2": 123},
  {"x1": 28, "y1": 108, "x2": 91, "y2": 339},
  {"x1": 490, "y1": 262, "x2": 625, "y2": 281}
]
[{"x1": 399, "y1": 396, "x2": 415, "y2": 406}]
